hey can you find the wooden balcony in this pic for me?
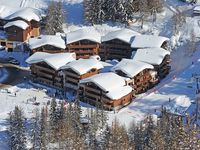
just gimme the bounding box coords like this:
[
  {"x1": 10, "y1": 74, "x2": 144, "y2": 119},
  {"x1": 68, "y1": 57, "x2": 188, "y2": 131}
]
[
  {"x1": 85, "y1": 86, "x2": 101, "y2": 94},
  {"x1": 64, "y1": 71, "x2": 80, "y2": 79},
  {"x1": 67, "y1": 44, "x2": 99, "y2": 49},
  {"x1": 33, "y1": 64, "x2": 55, "y2": 74},
  {"x1": 85, "y1": 91, "x2": 101, "y2": 100},
  {"x1": 37, "y1": 70, "x2": 53, "y2": 79}
]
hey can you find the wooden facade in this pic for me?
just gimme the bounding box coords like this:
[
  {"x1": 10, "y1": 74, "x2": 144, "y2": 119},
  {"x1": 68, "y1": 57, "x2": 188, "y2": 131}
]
[
  {"x1": 154, "y1": 55, "x2": 171, "y2": 79},
  {"x1": 63, "y1": 68, "x2": 100, "y2": 90},
  {"x1": 100, "y1": 39, "x2": 132, "y2": 60},
  {"x1": 116, "y1": 69, "x2": 152, "y2": 94},
  {"x1": 66, "y1": 40, "x2": 100, "y2": 59},
  {"x1": 30, "y1": 62, "x2": 63, "y2": 88},
  {"x1": 79, "y1": 83, "x2": 134, "y2": 110},
  {"x1": 5, "y1": 26, "x2": 31, "y2": 42},
  {"x1": 31, "y1": 45, "x2": 66, "y2": 54}
]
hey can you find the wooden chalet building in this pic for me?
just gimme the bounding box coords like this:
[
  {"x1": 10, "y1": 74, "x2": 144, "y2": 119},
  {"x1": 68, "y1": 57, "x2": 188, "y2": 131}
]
[
  {"x1": 131, "y1": 35, "x2": 169, "y2": 51},
  {"x1": 5, "y1": 8, "x2": 41, "y2": 38},
  {"x1": 0, "y1": 7, "x2": 41, "y2": 50},
  {"x1": 66, "y1": 28, "x2": 101, "y2": 59},
  {"x1": 26, "y1": 52, "x2": 76, "y2": 88},
  {"x1": 112, "y1": 59, "x2": 154, "y2": 94},
  {"x1": 60, "y1": 57, "x2": 103, "y2": 90},
  {"x1": 101, "y1": 29, "x2": 140, "y2": 60},
  {"x1": 79, "y1": 72, "x2": 134, "y2": 110},
  {"x1": 133, "y1": 48, "x2": 171, "y2": 81},
  {"x1": 28, "y1": 35, "x2": 66, "y2": 54}
]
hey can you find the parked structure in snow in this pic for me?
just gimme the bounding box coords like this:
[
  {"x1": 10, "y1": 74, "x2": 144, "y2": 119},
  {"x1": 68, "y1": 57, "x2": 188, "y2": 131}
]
[
  {"x1": 79, "y1": 72, "x2": 134, "y2": 110},
  {"x1": 112, "y1": 59, "x2": 154, "y2": 94},
  {"x1": 28, "y1": 35, "x2": 66, "y2": 54},
  {"x1": 101, "y1": 29, "x2": 140, "y2": 60},
  {"x1": 60, "y1": 57, "x2": 104, "y2": 90},
  {"x1": 133, "y1": 48, "x2": 171, "y2": 80},
  {"x1": 66, "y1": 28, "x2": 101, "y2": 59},
  {"x1": 0, "y1": 7, "x2": 41, "y2": 51},
  {"x1": 26, "y1": 52, "x2": 76, "y2": 88}
]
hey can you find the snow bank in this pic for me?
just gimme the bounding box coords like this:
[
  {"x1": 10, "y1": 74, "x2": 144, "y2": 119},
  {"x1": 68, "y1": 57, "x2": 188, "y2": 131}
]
[{"x1": 164, "y1": 96, "x2": 191, "y2": 116}]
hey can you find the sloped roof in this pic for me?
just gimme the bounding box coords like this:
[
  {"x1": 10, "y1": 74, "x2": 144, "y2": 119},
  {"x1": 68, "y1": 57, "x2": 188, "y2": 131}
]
[
  {"x1": 28, "y1": 35, "x2": 66, "y2": 50},
  {"x1": 66, "y1": 27, "x2": 101, "y2": 44},
  {"x1": 26, "y1": 52, "x2": 76, "y2": 70},
  {"x1": 102, "y1": 28, "x2": 140, "y2": 44},
  {"x1": 4, "y1": 20, "x2": 29, "y2": 30},
  {"x1": 6, "y1": 7, "x2": 41, "y2": 22},
  {"x1": 131, "y1": 35, "x2": 169, "y2": 48},
  {"x1": 61, "y1": 58, "x2": 104, "y2": 75},
  {"x1": 80, "y1": 72, "x2": 132, "y2": 100},
  {"x1": 133, "y1": 48, "x2": 170, "y2": 65},
  {"x1": 111, "y1": 59, "x2": 154, "y2": 78}
]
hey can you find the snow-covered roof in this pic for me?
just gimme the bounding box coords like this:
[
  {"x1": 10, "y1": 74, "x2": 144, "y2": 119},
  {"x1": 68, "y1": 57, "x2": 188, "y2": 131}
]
[
  {"x1": 112, "y1": 59, "x2": 154, "y2": 78},
  {"x1": 0, "y1": 5, "x2": 19, "y2": 19},
  {"x1": 80, "y1": 72, "x2": 126, "y2": 92},
  {"x1": 66, "y1": 27, "x2": 101, "y2": 44},
  {"x1": 6, "y1": 7, "x2": 41, "y2": 22},
  {"x1": 80, "y1": 72, "x2": 132, "y2": 100},
  {"x1": 28, "y1": 35, "x2": 66, "y2": 50},
  {"x1": 193, "y1": 6, "x2": 200, "y2": 13},
  {"x1": 26, "y1": 52, "x2": 76, "y2": 70},
  {"x1": 61, "y1": 58, "x2": 104, "y2": 75},
  {"x1": 131, "y1": 35, "x2": 169, "y2": 48},
  {"x1": 133, "y1": 48, "x2": 170, "y2": 65},
  {"x1": 102, "y1": 28, "x2": 140, "y2": 44},
  {"x1": 4, "y1": 20, "x2": 29, "y2": 30}
]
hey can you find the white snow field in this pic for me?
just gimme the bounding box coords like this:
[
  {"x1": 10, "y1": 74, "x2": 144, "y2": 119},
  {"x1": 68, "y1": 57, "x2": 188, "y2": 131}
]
[{"x1": 0, "y1": 0, "x2": 200, "y2": 148}]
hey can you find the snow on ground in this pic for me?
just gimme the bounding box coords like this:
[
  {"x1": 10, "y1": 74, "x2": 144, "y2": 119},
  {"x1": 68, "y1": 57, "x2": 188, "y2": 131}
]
[{"x1": 106, "y1": 56, "x2": 200, "y2": 127}]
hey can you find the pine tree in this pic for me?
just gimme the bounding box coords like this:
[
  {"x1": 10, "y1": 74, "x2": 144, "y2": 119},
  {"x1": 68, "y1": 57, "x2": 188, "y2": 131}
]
[
  {"x1": 8, "y1": 106, "x2": 27, "y2": 150},
  {"x1": 39, "y1": 107, "x2": 47, "y2": 150},
  {"x1": 31, "y1": 109, "x2": 41, "y2": 149},
  {"x1": 45, "y1": 1, "x2": 64, "y2": 35}
]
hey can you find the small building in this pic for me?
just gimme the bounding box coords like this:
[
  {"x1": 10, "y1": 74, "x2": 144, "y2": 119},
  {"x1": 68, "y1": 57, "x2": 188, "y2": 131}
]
[
  {"x1": 3, "y1": 20, "x2": 31, "y2": 50},
  {"x1": 66, "y1": 28, "x2": 101, "y2": 59},
  {"x1": 101, "y1": 28, "x2": 140, "y2": 60},
  {"x1": 131, "y1": 35, "x2": 169, "y2": 51},
  {"x1": 26, "y1": 52, "x2": 76, "y2": 88},
  {"x1": 5, "y1": 7, "x2": 41, "y2": 37},
  {"x1": 111, "y1": 59, "x2": 154, "y2": 94},
  {"x1": 60, "y1": 57, "x2": 104, "y2": 90},
  {"x1": 79, "y1": 72, "x2": 134, "y2": 110},
  {"x1": 0, "y1": 7, "x2": 41, "y2": 50},
  {"x1": 133, "y1": 48, "x2": 171, "y2": 80},
  {"x1": 28, "y1": 35, "x2": 66, "y2": 54}
]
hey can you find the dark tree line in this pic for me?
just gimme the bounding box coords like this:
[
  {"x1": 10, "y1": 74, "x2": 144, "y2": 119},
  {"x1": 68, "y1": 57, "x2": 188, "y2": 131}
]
[
  {"x1": 84, "y1": 0, "x2": 164, "y2": 25},
  {"x1": 8, "y1": 103, "x2": 200, "y2": 150}
]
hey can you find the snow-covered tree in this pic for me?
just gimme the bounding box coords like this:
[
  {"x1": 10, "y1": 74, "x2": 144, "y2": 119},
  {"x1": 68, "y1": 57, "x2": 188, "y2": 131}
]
[
  {"x1": 8, "y1": 106, "x2": 27, "y2": 150},
  {"x1": 45, "y1": 1, "x2": 64, "y2": 35},
  {"x1": 31, "y1": 109, "x2": 41, "y2": 149}
]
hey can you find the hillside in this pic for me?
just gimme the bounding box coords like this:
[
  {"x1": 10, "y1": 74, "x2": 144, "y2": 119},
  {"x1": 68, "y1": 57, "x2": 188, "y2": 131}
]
[{"x1": 0, "y1": 0, "x2": 200, "y2": 149}]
